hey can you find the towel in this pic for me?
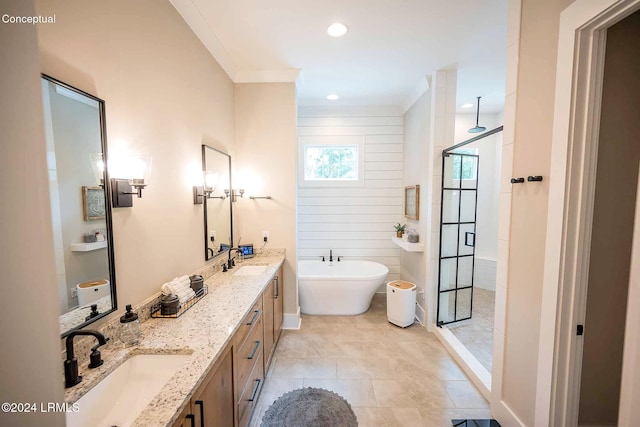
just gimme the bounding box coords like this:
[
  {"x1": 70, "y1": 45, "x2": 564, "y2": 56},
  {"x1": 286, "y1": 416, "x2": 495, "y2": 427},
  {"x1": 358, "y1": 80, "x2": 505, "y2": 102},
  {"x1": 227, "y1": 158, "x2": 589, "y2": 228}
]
[
  {"x1": 173, "y1": 276, "x2": 190, "y2": 286},
  {"x1": 172, "y1": 281, "x2": 191, "y2": 292},
  {"x1": 175, "y1": 287, "x2": 195, "y2": 304},
  {"x1": 161, "y1": 283, "x2": 173, "y2": 296},
  {"x1": 161, "y1": 277, "x2": 191, "y2": 296}
]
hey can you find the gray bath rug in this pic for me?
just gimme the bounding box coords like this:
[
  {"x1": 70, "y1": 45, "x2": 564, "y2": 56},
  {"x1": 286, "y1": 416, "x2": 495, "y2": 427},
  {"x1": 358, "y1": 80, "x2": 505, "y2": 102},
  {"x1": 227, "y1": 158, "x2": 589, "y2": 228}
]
[{"x1": 261, "y1": 387, "x2": 358, "y2": 427}]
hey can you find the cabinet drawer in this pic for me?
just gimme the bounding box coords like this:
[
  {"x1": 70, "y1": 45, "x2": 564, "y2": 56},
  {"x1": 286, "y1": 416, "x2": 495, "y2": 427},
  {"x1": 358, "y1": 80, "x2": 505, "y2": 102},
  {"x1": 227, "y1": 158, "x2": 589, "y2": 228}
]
[
  {"x1": 235, "y1": 298, "x2": 263, "y2": 350},
  {"x1": 237, "y1": 351, "x2": 264, "y2": 427},
  {"x1": 235, "y1": 314, "x2": 263, "y2": 396}
]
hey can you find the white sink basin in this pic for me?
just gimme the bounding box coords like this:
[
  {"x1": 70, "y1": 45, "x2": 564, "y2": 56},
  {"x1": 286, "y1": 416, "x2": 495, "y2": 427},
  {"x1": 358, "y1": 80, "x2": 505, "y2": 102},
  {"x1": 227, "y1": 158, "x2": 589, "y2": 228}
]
[
  {"x1": 233, "y1": 265, "x2": 268, "y2": 276},
  {"x1": 66, "y1": 354, "x2": 191, "y2": 427}
]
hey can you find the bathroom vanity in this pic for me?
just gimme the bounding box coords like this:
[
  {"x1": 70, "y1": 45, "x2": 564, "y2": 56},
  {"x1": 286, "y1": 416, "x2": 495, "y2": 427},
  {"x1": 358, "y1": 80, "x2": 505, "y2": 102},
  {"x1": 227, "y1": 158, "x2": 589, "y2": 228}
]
[
  {"x1": 173, "y1": 265, "x2": 283, "y2": 427},
  {"x1": 65, "y1": 253, "x2": 285, "y2": 427}
]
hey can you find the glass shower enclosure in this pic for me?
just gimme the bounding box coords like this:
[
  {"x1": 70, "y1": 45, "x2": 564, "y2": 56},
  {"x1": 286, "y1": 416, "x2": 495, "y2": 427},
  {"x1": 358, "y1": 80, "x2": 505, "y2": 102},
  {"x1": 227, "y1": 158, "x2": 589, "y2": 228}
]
[{"x1": 437, "y1": 152, "x2": 479, "y2": 326}]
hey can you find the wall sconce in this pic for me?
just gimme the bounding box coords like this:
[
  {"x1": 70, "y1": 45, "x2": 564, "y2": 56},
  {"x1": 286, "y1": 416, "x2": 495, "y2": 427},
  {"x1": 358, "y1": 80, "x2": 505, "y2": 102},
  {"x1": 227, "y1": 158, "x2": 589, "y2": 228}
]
[
  {"x1": 110, "y1": 154, "x2": 152, "y2": 208},
  {"x1": 224, "y1": 188, "x2": 244, "y2": 202},
  {"x1": 194, "y1": 172, "x2": 226, "y2": 204}
]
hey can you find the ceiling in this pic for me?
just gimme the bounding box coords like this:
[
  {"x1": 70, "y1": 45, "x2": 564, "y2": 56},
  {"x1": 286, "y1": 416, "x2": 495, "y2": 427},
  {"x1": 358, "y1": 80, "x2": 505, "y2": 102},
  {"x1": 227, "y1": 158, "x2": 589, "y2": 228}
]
[{"x1": 170, "y1": 0, "x2": 508, "y2": 112}]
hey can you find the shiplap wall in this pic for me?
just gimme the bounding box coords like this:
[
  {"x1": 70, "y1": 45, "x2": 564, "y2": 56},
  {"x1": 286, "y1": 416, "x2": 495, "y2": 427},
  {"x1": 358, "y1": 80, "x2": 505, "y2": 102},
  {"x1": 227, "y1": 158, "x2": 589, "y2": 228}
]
[{"x1": 297, "y1": 108, "x2": 404, "y2": 288}]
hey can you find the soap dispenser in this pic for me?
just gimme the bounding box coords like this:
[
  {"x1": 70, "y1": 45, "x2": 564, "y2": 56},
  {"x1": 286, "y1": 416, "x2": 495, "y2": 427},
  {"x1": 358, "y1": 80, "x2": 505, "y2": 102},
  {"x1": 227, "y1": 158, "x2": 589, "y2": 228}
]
[{"x1": 119, "y1": 304, "x2": 141, "y2": 346}]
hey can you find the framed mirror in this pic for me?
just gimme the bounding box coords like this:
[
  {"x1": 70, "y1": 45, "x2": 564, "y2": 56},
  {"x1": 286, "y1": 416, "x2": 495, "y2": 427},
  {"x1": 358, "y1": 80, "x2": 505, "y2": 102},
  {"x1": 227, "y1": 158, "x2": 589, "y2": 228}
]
[
  {"x1": 41, "y1": 74, "x2": 117, "y2": 337},
  {"x1": 202, "y1": 145, "x2": 233, "y2": 260}
]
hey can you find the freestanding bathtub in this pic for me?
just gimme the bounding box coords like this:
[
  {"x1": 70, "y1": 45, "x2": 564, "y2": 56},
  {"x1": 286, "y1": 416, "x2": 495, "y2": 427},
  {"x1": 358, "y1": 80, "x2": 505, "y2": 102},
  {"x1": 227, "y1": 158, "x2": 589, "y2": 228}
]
[{"x1": 298, "y1": 260, "x2": 389, "y2": 315}]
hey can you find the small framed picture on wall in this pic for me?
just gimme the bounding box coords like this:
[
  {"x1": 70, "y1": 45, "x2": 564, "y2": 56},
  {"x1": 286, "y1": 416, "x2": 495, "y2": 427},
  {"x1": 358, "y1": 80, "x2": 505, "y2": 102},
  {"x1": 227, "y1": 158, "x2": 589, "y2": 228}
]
[
  {"x1": 404, "y1": 185, "x2": 420, "y2": 220},
  {"x1": 82, "y1": 186, "x2": 106, "y2": 221}
]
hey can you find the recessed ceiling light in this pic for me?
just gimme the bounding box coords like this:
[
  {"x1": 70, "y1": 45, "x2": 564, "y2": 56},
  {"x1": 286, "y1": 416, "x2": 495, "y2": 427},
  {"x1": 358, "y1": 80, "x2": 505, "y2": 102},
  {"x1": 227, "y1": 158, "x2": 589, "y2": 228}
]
[
  {"x1": 461, "y1": 103, "x2": 474, "y2": 109},
  {"x1": 327, "y1": 22, "x2": 348, "y2": 37},
  {"x1": 327, "y1": 94, "x2": 339, "y2": 101}
]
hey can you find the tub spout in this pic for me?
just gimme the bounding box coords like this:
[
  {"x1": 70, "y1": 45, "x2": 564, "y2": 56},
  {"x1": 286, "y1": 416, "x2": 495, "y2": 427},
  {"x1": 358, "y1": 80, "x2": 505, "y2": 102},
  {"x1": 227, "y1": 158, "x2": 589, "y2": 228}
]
[{"x1": 329, "y1": 249, "x2": 333, "y2": 262}]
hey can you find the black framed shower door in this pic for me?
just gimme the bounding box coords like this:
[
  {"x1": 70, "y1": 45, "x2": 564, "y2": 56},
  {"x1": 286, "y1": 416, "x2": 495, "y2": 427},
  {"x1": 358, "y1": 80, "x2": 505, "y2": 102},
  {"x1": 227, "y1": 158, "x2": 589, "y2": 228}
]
[{"x1": 436, "y1": 152, "x2": 479, "y2": 326}]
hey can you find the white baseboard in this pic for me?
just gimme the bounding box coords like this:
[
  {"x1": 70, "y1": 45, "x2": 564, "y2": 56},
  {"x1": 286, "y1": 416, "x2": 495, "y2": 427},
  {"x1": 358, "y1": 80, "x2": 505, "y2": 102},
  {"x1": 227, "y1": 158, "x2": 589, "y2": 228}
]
[
  {"x1": 433, "y1": 326, "x2": 491, "y2": 400},
  {"x1": 282, "y1": 306, "x2": 301, "y2": 329},
  {"x1": 492, "y1": 399, "x2": 526, "y2": 427}
]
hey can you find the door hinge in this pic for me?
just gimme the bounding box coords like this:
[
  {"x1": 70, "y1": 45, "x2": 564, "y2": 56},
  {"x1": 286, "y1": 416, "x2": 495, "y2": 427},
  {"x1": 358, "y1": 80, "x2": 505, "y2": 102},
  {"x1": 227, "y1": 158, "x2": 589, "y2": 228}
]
[{"x1": 577, "y1": 324, "x2": 584, "y2": 336}]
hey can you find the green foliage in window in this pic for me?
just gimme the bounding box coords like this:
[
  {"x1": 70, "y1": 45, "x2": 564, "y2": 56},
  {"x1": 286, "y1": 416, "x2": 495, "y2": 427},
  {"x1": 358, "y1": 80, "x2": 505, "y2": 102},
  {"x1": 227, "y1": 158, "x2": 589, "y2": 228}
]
[
  {"x1": 451, "y1": 149, "x2": 478, "y2": 180},
  {"x1": 304, "y1": 145, "x2": 358, "y2": 180}
]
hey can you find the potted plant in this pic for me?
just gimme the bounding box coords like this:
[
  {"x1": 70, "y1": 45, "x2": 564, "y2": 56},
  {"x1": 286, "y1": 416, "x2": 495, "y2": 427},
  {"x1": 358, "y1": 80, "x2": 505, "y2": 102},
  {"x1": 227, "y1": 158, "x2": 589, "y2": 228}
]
[{"x1": 394, "y1": 223, "x2": 406, "y2": 238}]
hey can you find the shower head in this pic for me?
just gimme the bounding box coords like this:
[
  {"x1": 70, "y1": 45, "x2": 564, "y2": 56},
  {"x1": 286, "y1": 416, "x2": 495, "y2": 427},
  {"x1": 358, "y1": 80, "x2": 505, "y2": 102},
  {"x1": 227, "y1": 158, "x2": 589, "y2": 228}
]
[
  {"x1": 468, "y1": 125, "x2": 486, "y2": 133},
  {"x1": 468, "y1": 96, "x2": 486, "y2": 133}
]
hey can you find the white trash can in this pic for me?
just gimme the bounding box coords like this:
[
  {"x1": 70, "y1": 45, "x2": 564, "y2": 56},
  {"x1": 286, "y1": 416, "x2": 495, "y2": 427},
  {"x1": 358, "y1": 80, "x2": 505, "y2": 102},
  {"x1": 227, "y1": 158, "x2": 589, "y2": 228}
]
[{"x1": 387, "y1": 280, "x2": 417, "y2": 327}]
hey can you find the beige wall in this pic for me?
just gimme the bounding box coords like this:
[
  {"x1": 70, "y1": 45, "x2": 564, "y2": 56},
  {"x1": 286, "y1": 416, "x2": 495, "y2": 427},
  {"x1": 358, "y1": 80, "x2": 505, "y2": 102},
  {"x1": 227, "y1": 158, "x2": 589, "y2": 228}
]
[
  {"x1": 578, "y1": 10, "x2": 640, "y2": 425},
  {"x1": 36, "y1": 0, "x2": 236, "y2": 327},
  {"x1": 402, "y1": 89, "x2": 431, "y2": 322},
  {"x1": 234, "y1": 83, "x2": 298, "y2": 314},
  {"x1": 0, "y1": 1, "x2": 65, "y2": 425},
  {"x1": 501, "y1": 0, "x2": 574, "y2": 424}
]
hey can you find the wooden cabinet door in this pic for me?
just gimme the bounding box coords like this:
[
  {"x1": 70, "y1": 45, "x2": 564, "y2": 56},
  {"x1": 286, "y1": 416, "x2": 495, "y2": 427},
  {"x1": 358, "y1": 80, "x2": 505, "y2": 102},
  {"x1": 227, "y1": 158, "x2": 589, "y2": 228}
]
[
  {"x1": 273, "y1": 267, "x2": 284, "y2": 342},
  {"x1": 172, "y1": 403, "x2": 194, "y2": 427},
  {"x1": 194, "y1": 346, "x2": 234, "y2": 427},
  {"x1": 263, "y1": 279, "x2": 275, "y2": 370}
]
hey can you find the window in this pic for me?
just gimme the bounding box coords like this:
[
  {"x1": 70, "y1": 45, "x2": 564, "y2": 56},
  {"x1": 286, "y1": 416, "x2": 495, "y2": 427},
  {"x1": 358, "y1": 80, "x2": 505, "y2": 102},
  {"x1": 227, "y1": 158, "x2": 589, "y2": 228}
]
[
  {"x1": 298, "y1": 135, "x2": 364, "y2": 187},
  {"x1": 451, "y1": 148, "x2": 478, "y2": 180},
  {"x1": 303, "y1": 145, "x2": 358, "y2": 181}
]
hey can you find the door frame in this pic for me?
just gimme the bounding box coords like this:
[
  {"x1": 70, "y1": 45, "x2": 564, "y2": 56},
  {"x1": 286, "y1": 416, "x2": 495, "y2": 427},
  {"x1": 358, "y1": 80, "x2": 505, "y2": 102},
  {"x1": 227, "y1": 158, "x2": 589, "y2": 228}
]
[{"x1": 535, "y1": 0, "x2": 640, "y2": 425}]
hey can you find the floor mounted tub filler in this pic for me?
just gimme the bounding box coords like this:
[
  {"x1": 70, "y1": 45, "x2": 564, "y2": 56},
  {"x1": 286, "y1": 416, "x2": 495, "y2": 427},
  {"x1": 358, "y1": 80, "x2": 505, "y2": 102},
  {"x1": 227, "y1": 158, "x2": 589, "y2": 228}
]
[{"x1": 298, "y1": 260, "x2": 389, "y2": 315}]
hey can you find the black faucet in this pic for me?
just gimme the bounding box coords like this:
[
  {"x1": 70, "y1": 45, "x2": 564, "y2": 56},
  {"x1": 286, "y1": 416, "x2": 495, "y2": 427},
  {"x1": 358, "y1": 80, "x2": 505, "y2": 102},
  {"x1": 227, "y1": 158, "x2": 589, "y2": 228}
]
[
  {"x1": 329, "y1": 249, "x2": 333, "y2": 262},
  {"x1": 64, "y1": 330, "x2": 109, "y2": 388},
  {"x1": 228, "y1": 247, "x2": 241, "y2": 269}
]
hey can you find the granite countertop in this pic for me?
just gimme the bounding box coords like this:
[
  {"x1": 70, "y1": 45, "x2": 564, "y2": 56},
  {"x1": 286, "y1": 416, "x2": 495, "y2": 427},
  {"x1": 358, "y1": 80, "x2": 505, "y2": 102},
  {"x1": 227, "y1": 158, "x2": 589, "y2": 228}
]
[
  {"x1": 59, "y1": 295, "x2": 113, "y2": 335},
  {"x1": 64, "y1": 252, "x2": 285, "y2": 427}
]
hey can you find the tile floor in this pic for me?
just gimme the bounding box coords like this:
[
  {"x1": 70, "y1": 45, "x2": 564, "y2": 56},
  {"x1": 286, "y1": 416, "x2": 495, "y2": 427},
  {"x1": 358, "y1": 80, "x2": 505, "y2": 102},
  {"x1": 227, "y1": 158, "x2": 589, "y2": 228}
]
[
  {"x1": 251, "y1": 294, "x2": 491, "y2": 427},
  {"x1": 447, "y1": 288, "x2": 495, "y2": 372}
]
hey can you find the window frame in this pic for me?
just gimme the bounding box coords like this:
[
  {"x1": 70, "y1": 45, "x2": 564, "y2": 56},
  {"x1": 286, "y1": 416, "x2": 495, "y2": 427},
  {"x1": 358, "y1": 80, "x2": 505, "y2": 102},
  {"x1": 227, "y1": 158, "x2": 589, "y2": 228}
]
[{"x1": 297, "y1": 135, "x2": 365, "y2": 188}]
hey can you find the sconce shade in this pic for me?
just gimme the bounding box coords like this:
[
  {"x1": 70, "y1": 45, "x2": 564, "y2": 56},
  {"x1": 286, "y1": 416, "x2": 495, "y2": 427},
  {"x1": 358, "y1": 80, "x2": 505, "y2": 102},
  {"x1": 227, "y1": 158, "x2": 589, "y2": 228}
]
[
  {"x1": 126, "y1": 154, "x2": 152, "y2": 183},
  {"x1": 204, "y1": 172, "x2": 218, "y2": 192},
  {"x1": 110, "y1": 154, "x2": 152, "y2": 207}
]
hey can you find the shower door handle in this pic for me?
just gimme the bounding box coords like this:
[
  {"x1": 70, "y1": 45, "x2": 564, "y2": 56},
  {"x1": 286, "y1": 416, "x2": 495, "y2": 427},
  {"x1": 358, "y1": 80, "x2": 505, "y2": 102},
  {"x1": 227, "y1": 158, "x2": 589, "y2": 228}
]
[{"x1": 465, "y1": 232, "x2": 475, "y2": 247}]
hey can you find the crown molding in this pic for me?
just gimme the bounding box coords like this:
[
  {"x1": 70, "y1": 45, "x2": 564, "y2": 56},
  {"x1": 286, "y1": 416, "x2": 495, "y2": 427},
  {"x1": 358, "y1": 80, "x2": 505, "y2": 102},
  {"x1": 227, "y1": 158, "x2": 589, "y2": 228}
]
[
  {"x1": 169, "y1": 0, "x2": 237, "y2": 80},
  {"x1": 234, "y1": 68, "x2": 302, "y2": 83}
]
